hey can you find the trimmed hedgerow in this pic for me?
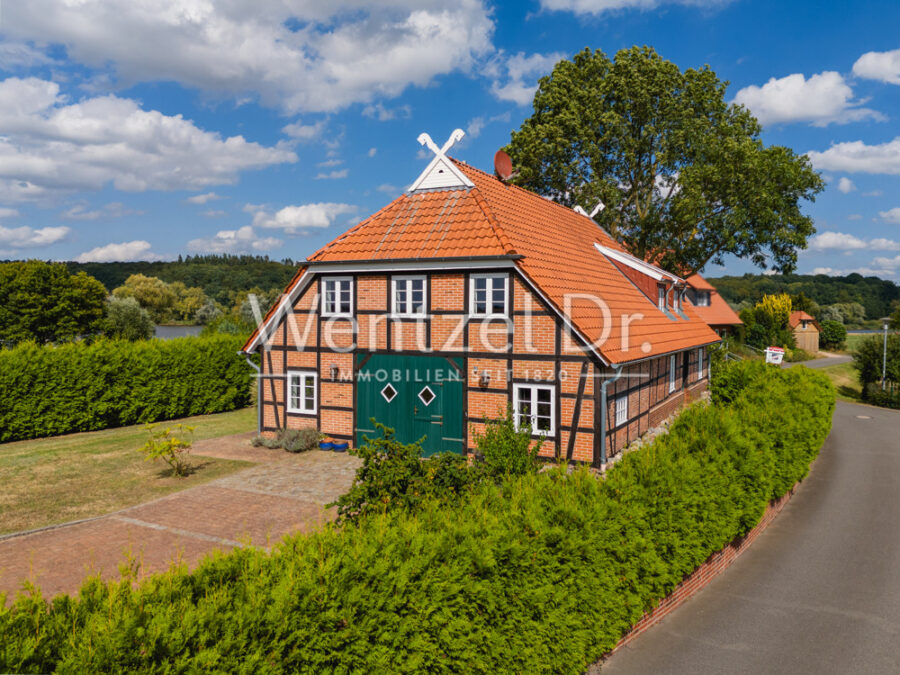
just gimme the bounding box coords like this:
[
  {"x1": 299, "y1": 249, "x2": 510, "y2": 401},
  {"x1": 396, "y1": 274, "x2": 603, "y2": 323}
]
[
  {"x1": 0, "y1": 364, "x2": 834, "y2": 673},
  {"x1": 0, "y1": 335, "x2": 252, "y2": 442}
]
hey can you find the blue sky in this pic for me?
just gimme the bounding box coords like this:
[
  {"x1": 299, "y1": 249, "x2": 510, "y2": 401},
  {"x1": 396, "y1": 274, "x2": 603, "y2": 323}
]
[{"x1": 1, "y1": 0, "x2": 899, "y2": 280}]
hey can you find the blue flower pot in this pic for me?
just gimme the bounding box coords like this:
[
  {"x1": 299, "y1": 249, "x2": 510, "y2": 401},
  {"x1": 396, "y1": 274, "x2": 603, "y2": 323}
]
[
  {"x1": 332, "y1": 442, "x2": 349, "y2": 452},
  {"x1": 319, "y1": 441, "x2": 334, "y2": 450}
]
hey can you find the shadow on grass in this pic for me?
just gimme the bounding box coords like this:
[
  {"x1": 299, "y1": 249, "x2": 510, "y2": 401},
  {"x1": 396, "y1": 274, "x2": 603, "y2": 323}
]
[{"x1": 154, "y1": 460, "x2": 214, "y2": 479}]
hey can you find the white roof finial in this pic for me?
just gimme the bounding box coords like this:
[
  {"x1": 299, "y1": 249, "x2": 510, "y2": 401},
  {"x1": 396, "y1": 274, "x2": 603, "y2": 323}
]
[{"x1": 408, "y1": 128, "x2": 474, "y2": 193}]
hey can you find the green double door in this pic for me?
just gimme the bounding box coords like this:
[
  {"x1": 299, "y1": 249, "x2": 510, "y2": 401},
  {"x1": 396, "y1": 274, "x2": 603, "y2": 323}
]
[{"x1": 355, "y1": 354, "x2": 464, "y2": 456}]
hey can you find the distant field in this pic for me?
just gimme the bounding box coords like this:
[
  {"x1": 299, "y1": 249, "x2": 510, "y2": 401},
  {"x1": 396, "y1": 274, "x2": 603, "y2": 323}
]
[
  {"x1": 844, "y1": 333, "x2": 875, "y2": 353},
  {"x1": 0, "y1": 408, "x2": 256, "y2": 535}
]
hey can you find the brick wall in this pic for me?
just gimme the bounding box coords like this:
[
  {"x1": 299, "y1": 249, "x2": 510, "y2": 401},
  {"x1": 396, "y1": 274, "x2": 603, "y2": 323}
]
[{"x1": 255, "y1": 268, "x2": 711, "y2": 464}]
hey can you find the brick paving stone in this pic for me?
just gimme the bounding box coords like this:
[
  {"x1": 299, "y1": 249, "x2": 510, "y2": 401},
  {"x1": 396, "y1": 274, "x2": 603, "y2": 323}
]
[{"x1": 0, "y1": 444, "x2": 361, "y2": 605}]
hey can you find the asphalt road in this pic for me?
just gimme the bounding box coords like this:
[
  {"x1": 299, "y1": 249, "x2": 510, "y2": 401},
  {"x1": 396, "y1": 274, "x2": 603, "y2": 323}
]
[
  {"x1": 782, "y1": 353, "x2": 853, "y2": 369},
  {"x1": 600, "y1": 401, "x2": 900, "y2": 674}
]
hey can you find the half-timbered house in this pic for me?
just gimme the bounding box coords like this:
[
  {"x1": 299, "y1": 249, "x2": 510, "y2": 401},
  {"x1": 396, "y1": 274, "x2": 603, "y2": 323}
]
[{"x1": 241, "y1": 131, "x2": 720, "y2": 467}]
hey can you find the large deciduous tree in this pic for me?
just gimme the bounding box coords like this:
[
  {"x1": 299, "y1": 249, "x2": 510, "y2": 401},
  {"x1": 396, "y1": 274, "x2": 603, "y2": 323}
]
[
  {"x1": 505, "y1": 47, "x2": 825, "y2": 276},
  {"x1": 0, "y1": 261, "x2": 107, "y2": 344}
]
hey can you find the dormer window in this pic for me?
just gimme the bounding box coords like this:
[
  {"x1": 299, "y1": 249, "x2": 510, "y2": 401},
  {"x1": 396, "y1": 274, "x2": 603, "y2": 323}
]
[
  {"x1": 657, "y1": 285, "x2": 666, "y2": 311},
  {"x1": 696, "y1": 290, "x2": 710, "y2": 307},
  {"x1": 673, "y1": 289, "x2": 681, "y2": 312}
]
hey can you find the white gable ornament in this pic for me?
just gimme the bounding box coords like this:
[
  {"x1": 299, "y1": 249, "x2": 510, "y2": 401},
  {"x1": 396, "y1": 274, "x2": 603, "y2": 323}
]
[{"x1": 408, "y1": 128, "x2": 475, "y2": 193}]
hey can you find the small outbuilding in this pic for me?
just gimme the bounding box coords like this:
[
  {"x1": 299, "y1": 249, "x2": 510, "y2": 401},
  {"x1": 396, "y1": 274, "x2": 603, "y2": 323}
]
[{"x1": 789, "y1": 311, "x2": 820, "y2": 353}]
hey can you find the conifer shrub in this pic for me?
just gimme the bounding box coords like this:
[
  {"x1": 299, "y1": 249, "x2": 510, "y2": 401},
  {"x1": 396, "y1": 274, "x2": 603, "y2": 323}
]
[
  {"x1": 0, "y1": 335, "x2": 252, "y2": 442},
  {"x1": 0, "y1": 364, "x2": 834, "y2": 674}
]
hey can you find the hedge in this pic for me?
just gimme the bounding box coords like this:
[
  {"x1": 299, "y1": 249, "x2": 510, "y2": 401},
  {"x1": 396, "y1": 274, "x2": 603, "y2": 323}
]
[
  {"x1": 0, "y1": 363, "x2": 834, "y2": 673},
  {"x1": 0, "y1": 335, "x2": 253, "y2": 442}
]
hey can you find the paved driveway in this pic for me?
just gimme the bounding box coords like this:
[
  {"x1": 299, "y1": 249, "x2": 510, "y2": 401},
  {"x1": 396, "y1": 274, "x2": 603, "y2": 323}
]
[
  {"x1": 600, "y1": 401, "x2": 900, "y2": 674},
  {"x1": 0, "y1": 445, "x2": 360, "y2": 604}
]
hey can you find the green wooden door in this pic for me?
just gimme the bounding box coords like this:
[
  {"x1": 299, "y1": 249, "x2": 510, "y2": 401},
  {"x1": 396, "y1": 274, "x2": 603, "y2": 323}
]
[{"x1": 356, "y1": 353, "x2": 464, "y2": 456}]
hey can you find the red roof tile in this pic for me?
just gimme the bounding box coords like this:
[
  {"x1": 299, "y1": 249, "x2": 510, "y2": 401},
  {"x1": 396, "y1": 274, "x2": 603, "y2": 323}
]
[{"x1": 248, "y1": 158, "x2": 721, "y2": 363}]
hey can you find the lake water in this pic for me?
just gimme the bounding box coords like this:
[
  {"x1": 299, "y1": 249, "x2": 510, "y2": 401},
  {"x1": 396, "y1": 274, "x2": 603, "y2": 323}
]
[{"x1": 154, "y1": 325, "x2": 204, "y2": 340}]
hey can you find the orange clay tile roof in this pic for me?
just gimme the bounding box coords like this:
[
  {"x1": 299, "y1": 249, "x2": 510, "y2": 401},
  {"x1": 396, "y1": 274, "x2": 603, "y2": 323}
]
[
  {"x1": 686, "y1": 273, "x2": 716, "y2": 292},
  {"x1": 686, "y1": 274, "x2": 743, "y2": 327},
  {"x1": 789, "y1": 311, "x2": 819, "y2": 329},
  {"x1": 249, "y1": 158, "x2": 720, "y2": 363}
]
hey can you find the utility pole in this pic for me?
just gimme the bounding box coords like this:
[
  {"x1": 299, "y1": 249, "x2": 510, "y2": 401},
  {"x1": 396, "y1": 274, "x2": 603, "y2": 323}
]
[{"x1": 882, "y1": 317, "x2": 890, "y2": 392}]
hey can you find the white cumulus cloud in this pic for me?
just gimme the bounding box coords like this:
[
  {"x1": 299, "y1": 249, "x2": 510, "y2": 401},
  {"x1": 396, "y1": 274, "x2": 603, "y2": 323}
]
[
  {"x1": 0, "y1": 76, "x2": 296, "y2": 203},
  {"x1": 1, "y1": 1, "x2": 494, "y2": 114},
  {"x1": 733, "y1": 71, "x2": 883, "y2": 127},
  {"x1": 75, "y1": 240, "x2": 160, "y2": 262},
  {"x1": 0, "y1": 208, "x2": 20, "y2": 218},
  {"x1": 853, "y1": 48, "x2": 900, "y2": 85},
  {"x1": 250, "y1": 203, "x2": 357, "y2": 234},
  {"x1": 489, "y1": 51, "x2": 565, "y2": 105},
  {"x1": 0, "y1": 224, "x2": 69, "y2": 248},
  {"x1": 807, "y1": 137, "x2": 900, "y2": 175},
  {"x1": 187, "y1": 226, "x2": 282, "y2": 255},
  {"x1": 61, "y1": 202, "x2": 140, "y2": 220},
  {"x1": 836, "y1": 177, "x2": 856, "y2": 194},
  {"x1": 880, "y1": 207, "x2": 900, "y2": 224},
  {"x1": 184, "y1": 192, "x2": 222, "y2": 205},
  {"x1": 808, "y1": 232, "x2": 868, "y2": 251}
]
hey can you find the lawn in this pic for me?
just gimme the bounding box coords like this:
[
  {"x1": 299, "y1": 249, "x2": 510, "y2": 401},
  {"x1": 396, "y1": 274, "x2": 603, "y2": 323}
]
[
  {"x1": 819, "y1": 361, "x2": 862, "y2": 403},
  {"x1": 0, "y1": 408, "x2": 257, "y2": 535}
]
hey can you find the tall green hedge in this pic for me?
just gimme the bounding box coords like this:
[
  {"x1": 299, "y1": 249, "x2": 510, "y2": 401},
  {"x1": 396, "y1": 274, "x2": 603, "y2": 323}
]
[
  {"x1": 0, "y1": 364, "x2": 834, "y2": 673},
  {"x1": 0, "y1": 335, "x2": 253, "y2": 442}
]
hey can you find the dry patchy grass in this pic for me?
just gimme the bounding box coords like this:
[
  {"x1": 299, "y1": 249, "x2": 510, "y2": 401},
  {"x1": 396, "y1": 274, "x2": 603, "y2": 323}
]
[
  {"x1": 0, "y1": 408, "x2": 256, "y2": 535},
  {"x1": 819, "y1": 361, "x2": 862, "y2": 403}
]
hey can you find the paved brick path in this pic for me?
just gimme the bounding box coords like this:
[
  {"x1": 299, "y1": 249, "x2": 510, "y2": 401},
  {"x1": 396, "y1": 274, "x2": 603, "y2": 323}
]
[{"x1": 0, "y1": 446, "x2": 360, "y2": 604}]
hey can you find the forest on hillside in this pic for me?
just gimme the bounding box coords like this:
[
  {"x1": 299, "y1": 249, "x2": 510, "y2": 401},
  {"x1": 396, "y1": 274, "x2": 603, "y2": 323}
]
[
  {"x1": 65, "y1": 255, "x2": 297, "y2": 305},
  {"x1": 710, "y1": 273, "x2": 900, "y2": 321}
]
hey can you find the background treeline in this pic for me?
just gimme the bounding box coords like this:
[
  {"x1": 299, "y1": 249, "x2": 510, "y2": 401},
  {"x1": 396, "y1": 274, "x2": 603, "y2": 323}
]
[
  {"x1": 0, "y1": 335, "x2": 253, "y2": 442},
  {"x1": 0, "y1": 361, "x2": 834, "y2": 672},
  {"x1": 65, "y1": 255, "x2": 296, "y2": 305},
  {"x1": 711, "y1": 272, "x2": 900, "y2": 324},
  {"x1": 1, "y1": 259, "x2": 291, "y2": 345}
]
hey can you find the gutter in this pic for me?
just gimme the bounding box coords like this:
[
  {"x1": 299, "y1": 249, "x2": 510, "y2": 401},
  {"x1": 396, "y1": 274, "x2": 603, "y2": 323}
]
[
  {"x1": 598, "y1": 365, "x2": 625, "y2": 467},
  {"x1": 239, "y1": 350, "x2": 262, "y2": 434},
  {"x1": 303, "y1": 254, "x2": 524, "y2": 267}
]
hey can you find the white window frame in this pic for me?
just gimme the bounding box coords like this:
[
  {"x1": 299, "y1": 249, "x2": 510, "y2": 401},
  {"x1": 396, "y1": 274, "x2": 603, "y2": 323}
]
[
  {"x1": 512, "y1": 383, "x2": 556, "y2": 436},
  {"x1": 698, "y1": 347, "x2": 705, "y2": 379},
  {"x1": 673, "y1": 289, "x2": 682, "y2": 312},
  {"x1": 321, "y1": 276, "x2": 353, "y2": 317},
  {"x1": 696, "y1": 291, "x2": 711, "y2": 307},
  {"x1": 668, "y1": 354, "x2": 677, "y2": 393},
  {"x1": 287, "y1": 370, "x2": 317, "y2": 414},
  {"x1": 391, "y1": 275, "x2": 428, "y2": 317},
  {"x1": 470, "y1": 273, "x2": 509, "y2": 318},
  {"x1": 657, "y1": 285, "x2": 666, "y2": 311},
  {"x1": 615, "y1": 394, "x2": 628, "y2": 427}
]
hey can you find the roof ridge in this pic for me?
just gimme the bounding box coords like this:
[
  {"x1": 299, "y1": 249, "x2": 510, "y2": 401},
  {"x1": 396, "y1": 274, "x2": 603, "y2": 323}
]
[
  {"x1": 451, "y1": 157, "x2": 629, "y2": 253},
  {"x1": 469, "y1": 187, "x2": 517, "y2": 255}
]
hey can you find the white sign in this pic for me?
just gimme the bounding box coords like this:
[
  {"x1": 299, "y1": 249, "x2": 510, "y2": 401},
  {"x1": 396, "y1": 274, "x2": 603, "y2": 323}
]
[{"x1": 765, "y1": 346, "x2": 785, "y2": 365}]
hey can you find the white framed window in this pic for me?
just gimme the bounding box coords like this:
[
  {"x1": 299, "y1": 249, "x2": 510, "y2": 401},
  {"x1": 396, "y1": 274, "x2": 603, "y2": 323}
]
[
  {"x1": 470, "y1": 273, "x2": 509, "y2": 317},
  {"x1": 392, "y1": 275, "x2": 427, "y2": 316},
  {"x1": 321, "y1": 277, "x2": 353, "y2": 317},
  {"x1": 698, "y1": 347, "x2": 705, "y2": 379},
  {"x1": 696, "y1": 291, "x2": 710, "y2": 307},
  {"x1": 615, "y1": 394, "x2": 628, "y2": 427},
  {"x1": 668, "y1": 354, "x2": 677, "y2": 393},
  {"x1": 287, "y1": 371, "x2": 317, "y2": 414},
  {"x1": 513, "y1": 383, "x2": 555, "y2": 436},
  {"x1": 657, "y1": 285, "x2": 666, "y2": 311}
]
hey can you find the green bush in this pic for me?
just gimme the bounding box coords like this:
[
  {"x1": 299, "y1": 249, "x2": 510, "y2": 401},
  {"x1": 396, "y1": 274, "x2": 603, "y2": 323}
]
[
  {"x1": 472, "y1": 404, "x2": 542, "y2": 478},
  {"x1": 139, "y1": 423, "x2": 194, "y2": 476},
  {"x1": 103, "y1": 296, "x2": 155, "y2": 341},
  {"x1": 0, "y1": 366, "x2": 834, "y2": 674},
  {"x1": 819, "y1": 320, "x2": 847, "y2": 350},
  {"x1": 0, "y1": 335, "x2": 253, "y2": 442},
  {"x1": 709, "y1": 358, "x2": 769, "y2": 405},
  {"x1": 333, "y1": 423, "x2": 473, "y2": 524}
]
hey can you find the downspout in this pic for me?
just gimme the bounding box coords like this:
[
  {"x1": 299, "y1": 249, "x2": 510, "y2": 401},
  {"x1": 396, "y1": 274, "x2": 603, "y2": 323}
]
[
  {"x1": 599, "y1": 365, "x2": 624, "y2": 466},
  {"x1": 239, "y1": 350, "x2": 262, "y2": 434}
]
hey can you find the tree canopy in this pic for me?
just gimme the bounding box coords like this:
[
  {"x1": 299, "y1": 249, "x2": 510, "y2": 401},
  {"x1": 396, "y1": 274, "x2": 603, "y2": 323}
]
[
  {"x1": 505, "y1": 46, "x2": 825, "y2": 277},
  {"x1": 0, "y1": 261, "x2": 107, "y2": 344}
]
